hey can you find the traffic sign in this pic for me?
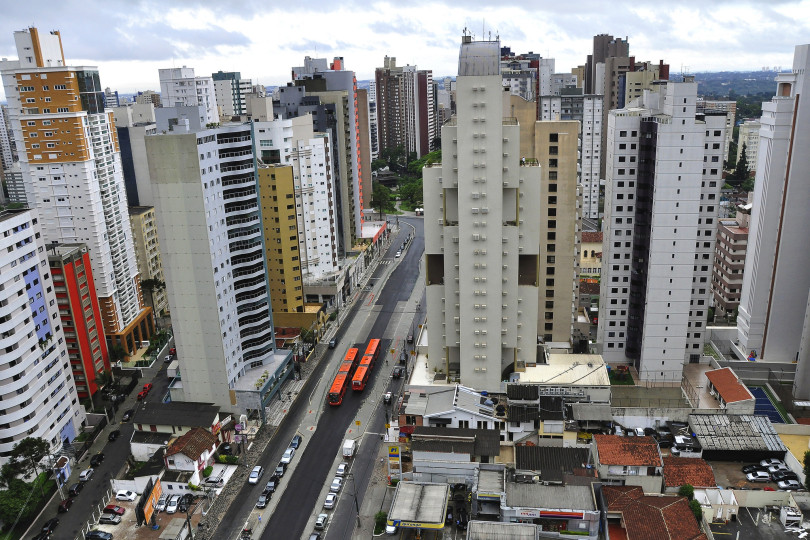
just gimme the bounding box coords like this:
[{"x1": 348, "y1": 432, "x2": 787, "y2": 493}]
[{"x1": 355, "y1": 420, "x2": 361, "y2": 426}]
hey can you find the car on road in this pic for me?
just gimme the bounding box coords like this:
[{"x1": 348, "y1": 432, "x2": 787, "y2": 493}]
[
  {"x1": 103, "y1": 505, "x2": 126, "y2": 516},
  {"x1": 383, "y1": 392, "x2": 392, "y2": 404},
  {"x1": 395, "y1": 250, "x2": 401, "y2": 258},
  {"x1": 108, "y1": 430, "x2": 121, "y2": 442},
  {"x1": 41, "y1": 518, "x2": 59, "y2": 534},
  {"x1": 256, "y1": 493, "x2": 269, "y2": 508},
  {"x1": 155, "y1": 495, "x2": 167, "y2": 512},
  {"x1": 778, "y1": 479, "x2": 803, "y2": 490},
  {"x1": 446, "y1": 506, "x2": 453, "y2": 524},
  {"x1": 746, "y1": 471, "x2": 771, "y2": 482},
  {"x1": 336, "y1": 462, "x2": 348, "y2": 477},
  {"x1": 68, "y1": 483, "x2": 83, "y2": 496},
  {"x1": 164, "y1": 353, "x2": 174, "y2": 363},
  {"x1": 330, "y1": 477, "x2": 343, "y2": 493},
  {"x1": 308, "y1": 534, "x2": 321, "y2": 540},
  {"x1": 115, "y1": 490, "x2": 137, "y2": 501},
  {"x1": 385, "y1": 524, "x2": 398, "y2": 535},
  {"x1": 773, "y1": 470, "x2": 799, "y2": 482},
  {"x1": 122, "y1": 409, "x2": 135, "y2": 422},
  {"x1": 328, "y1": 339, "x2": 336, "y2": 349},
  {"x1": 58, "y1": 497, "x2": 74, "y2": 513},
  {"x1": 290, "y1": 434, "x2": 302, "y2": 449},
  {"x1": 219, "y1": 442, "x2": 232, "y2": 455},
  {"x1": 760, "y1": 458, "x2": 785, "y2": 468},
  {"x1": 324, "y1": 492, "x2": 337, "y2": 509},
  {"x1": 137, "y1": 389, "x2": 148, "y2": 400},
  {"x1": 407, "y1": 334, "x2": 414, "y2": 343},
  {"x1": 315, "y1": 513, "x2": 329, "y2": 530},
  {"x1": 166, "y1": 495, "x2": 180, "y2": 514},
  {"x1": 392, "y1": 366, "x2": 404, "y2": 378},
  {"x1": 79, "y1": 468, "x2": 94, "y2": 482},
  {"x1": 263, "y1": 478, "x2": 277, "y2": 495},
  {"x1": 85, "y1": 531, "x2": 113, "y2": 540},
  {"x1": 399, "y1": 352, "x2": 408, "y2": 364},
  {"x1": 31, "y1": 532, "x2": 50, "y2": 540},
  {"x1": 142, "y1": 383, "x2": 153, "y2": 393},
  {"x1": 742, "y1": 464, "x2": 764, "y2": 474},
  {"x1": 98, "y1": 514, "x2": 122, "y2": 525},
  {"x1": 281, "y1": 447, "x2": 295, "y2": 464},
  {"x1": 248, "y1": 466, "x2": 264, "y2": 484},
  {"x1": 90, "y1": 453, "x2": 105, "y2": 467},
  {"x1": 275, "y1": 464, "x2": 286, "y2": 478}
]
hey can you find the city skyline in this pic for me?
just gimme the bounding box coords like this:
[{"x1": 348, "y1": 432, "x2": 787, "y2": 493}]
[{"x1": 1, "y1": 0, "x2": 808, "y2": 101}]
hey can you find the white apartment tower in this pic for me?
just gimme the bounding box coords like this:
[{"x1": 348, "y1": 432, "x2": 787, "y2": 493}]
[
  {"x1": 598, "y1": 80, "x2": 726, "y2": 381},
  {"x1": 368, "y1": 81, "x2": 380, "y2": 160},
  {"x1": 424, "y1": 36, "x2": 541, "y2": 390},
  {"x1": 159, "y1": 67, "x2": 219, "y2": 125},
  {"x1": 1, "y1": 28, "x2": 147, "y2": 352},
  {"x1": 737, "y1": 45, "x2": 810, "y2": 372},
  {"x1": 0, "y1": 207, "x2": 86, "y2": 460},
  {"x1": 146, "y1": 124, "x2": 277, "y2": 409}
]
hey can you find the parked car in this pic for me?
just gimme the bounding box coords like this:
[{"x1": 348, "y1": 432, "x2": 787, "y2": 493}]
[
  {"x1": 166, "y1": 495, "x2": 180, "y2": 514},
  {"x1": 31, "y1": 532, "x2": 50, "y2": 540},
  {"x1": 275, "y1": 464, "x2": 286, "y2": 478},
  {"x1": 263, "y1": 478, "x2": 278, "y2": 495},
  {"x1": 308, "y1": 534, "x2": 321, "y2": 540},
  {"x1": 121, "y1": 409, "x2": 135, "y2": 422},
  {"x1": 58, "y1": 497, "x2": 74, "y2": 513},
  {"x1": 256, "y1": 494, "x2": 269, "y2": 508},
  {"x1": 178, "y1": 493, "x2": 193, "y2": 512},
  {"x1": 108, "y1": 430, "x2": 121, "y2": 442},
  {"x1": 760, "y1": 458, "x2": 785, "y2": 468},
  {"x1": 90, "y1": 453, "x2": 105, "y2": 467},
  {"x1": 249, "y1": 466, "x2": 264, "y2": 484},
  {"x1": 103, "y1": 505, "x2": 126, "y2": 516},
  {"x1": 778, "y1": 479, "x2": 803, "y2": 491},
  {"x1": 42, "y1": 518, "x2": 59, "y2": 534},
  {"x1": 392, "y1": 366, "x2": 404, "y2": 379},
  {"x1": 457, "y1": 506, "x2": 468, "y2": 530},
  {"x1": 99, "y1": 514, "x2": 122, "y2": 525},
  {"x1": 385, "y1": 524, "x2": 398, "y2": 535},
  {"x1": 142, "y1": 383, "x2": 153, "y2": 393},
  {"x1": 79, "y1": 468, "x2": 94, "y2": 482},
  {"x1": 336, "y1": 462, "x2": 349, "y2": 477},
  {"x1": 328, "y1": 339, "x2": 336, "y2": 349},
  {"x1": 767, "y1": 463, "x2": 790, "y2": 474},
  {"x1": 290, "y1": 435, "x2": 303, "y2": 449},
  {"x1": 164, "y1": 353, "x2": 174, "y2": 363},
  {"x1": 155, "y1": 495, "x2": 167, "y2": 512},
  {"x1": 219, "y1": 443, "x2": 232, "y2": 455},
  {"x1": 746, "y1": 471, "x2": 771, "y2": 482},
  {"x1": 407, "y1": 334, "x2": 414, "y2": 343},
  {"x1": 281, "y1": 447, "x2": 295, "y2": 464},
  {"x1": 330, "y1": 477, "x2": 343, "y2": 493},
  {"x1": 68, "y1": 483, "x2": 83, "y2": 496},
  {"x1": 383, "y1": 391, "x2": 392, "y2": 404},
  {"x1": 633, "y1": 428, "x2": 645, "y2": 437},
  {"x1": 85, "y1": 531, "x2": 113, "y2": 540},
  {"x1": 323, "y1": 493, "x2": 337, "y2": 509},
  {"x1": 314, "y1": 513, "x2": 329, "y2": 530},
  {"x1": 446, "y1": 507, "x2": 454, "y2": 524},
  {"x1": 742, "y1": 464, "x2": 764, "y2": 474},
  {"x1": 395, "y1": 251, "x2": 401, "y2": 258},
  {"x1": 772, "y1": 470, "x2": 799, "y2": 482},
  {"x1": 137, "y1": 390, "x2": 148, "y2": 400},
  {"x1": 115, "y1": 490, "x2": 137, "y2": 501}
]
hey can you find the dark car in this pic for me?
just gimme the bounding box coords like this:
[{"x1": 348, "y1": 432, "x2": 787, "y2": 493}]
[
  {"x1": 58, "y1": 497, "x2": 74, "y2": 513},
  {"x1": 256, "y1": 493, "x2": 269, "y2": 508},
  {"x1": 90, "y1": 453, "x2": 105, "y2": 467},
  {"x1": 31, "y1": 532, "x2": 50, "y2": 540},
  {"x1": 772, "y1": 470, "x2": 799, "y2": 482},
  {"x1": 263, "y1": 478, "x2": 278, "y2": 495},
  {"x1": 392, "y1": 366, "x2": 404, "y2": 379},
  {"x1": 121, "y1": 409, "x2": 135, "y2": 422},
  {"x1": 42, "y1": 518, "x2": 59, "y2": 534},
  {"x1": 328, "y1": 339, "x2": 336, "y2": 349},
  {"x1": 178, "y1": 493, "x2": 193, "y2": 513},
  {"x1": 407, "y1": 334, "x2": 414, "y2": 344},
  {"x1": 290, "y1": 434, "x2": 302, "y2": 449},
  {"x1": 456, "y1": 506, "x2": 468, "y2": 529},
  {"x1": 742, "y1": 464, "x2": 764, "y2": 474},
  {"x1": 399, "y1": 352, "x2": 408, "y2": 364},
  {"x1": 68, "y1": 483, "x2": 83, "y2": 496},
  {"x1": 219, "y1": 443, "x2": 232, "y2": 455},
  {"x1": 84, "y1": 531, "x2": 113, "y2": 540},
  {"x1": 108, "y1": 430, "x2": 121, "y2": 442},
  {"x1": 275, "y1": 464, "x2": 286, "y2": 478}
]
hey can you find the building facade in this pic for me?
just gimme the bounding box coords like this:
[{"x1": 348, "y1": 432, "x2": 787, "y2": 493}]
[
  {"x1": 113, "y1": 103, "x2": 157, "y2": 206},
  {"x1": 158, "y1": 67, "x2": 219, "y2": 125},
  {"x1": 0, "y1": 27, "x2": 150, "y2": 356},
  {"x1": 424, "y1": 36, "x2": 541, "y2": 390},
  {"x1": 598, "y1": 81, "x2": 726, "y2": 381},
  {"x1": 212, "y1": 70, "x2": 251, "y2": 117},
  {"x1": 697, "y1": 99, "x2": 736, "y2": 163},
  {"x1": 711, "y1": 218, "x2": 748, "y2": 322},
  {"x1": 129, "y1": 206, "x2": 168, "y2": 317},
  {"x1": 737, "y1": 119, "x2": 761, "y2": 171}
]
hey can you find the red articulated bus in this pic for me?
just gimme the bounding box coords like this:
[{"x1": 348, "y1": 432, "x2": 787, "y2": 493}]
[
  {"x1": 352, "y1": 355, "x2": 374, "y2": 391},
  {"x1": 364, "y1": 339, "x2": 381, "y2": 364},
  {"x1": 328, "y1": 348, "x2": 360, "y2": 406}
]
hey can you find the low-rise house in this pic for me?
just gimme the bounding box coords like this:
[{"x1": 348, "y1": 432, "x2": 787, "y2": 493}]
[
  {"x1": 603, "y1": 485, "x2": 707, "y2": 540},
  {"x1": 411, "y1": 426, "x2": 501, "y2": 484},
  {"x1": 593, "y1": 435, "x2": 663, "y2": 493},
  {"x1": 131, "y1": 431, "x2": 172, "y2": 461},
  {"x1": 399, "y1": 385, "x2": 499, "y2": 436},
  {"x1": 662, "y1": 457, "x2": 716, "y2": 493},
  {"x1": 704, "y1": 367, "x2": 755, "y2": 414},
  {"x1": 514, "y1": 446, "x2": 595, "y2": 485},
  {"x1": 133, "y1": 401, "x2": 229, "y2": 441},
  {"x1": 501, "y1": 483, "x2": 600, "y2": 538},
  {"x1": 164, "y1": 427, "x2": 218, "y2": 485}
]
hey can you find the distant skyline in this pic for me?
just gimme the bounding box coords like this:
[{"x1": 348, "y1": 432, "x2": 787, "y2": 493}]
[{"x1": 1, "y1": 0, "x2": 808, "y2": 101}]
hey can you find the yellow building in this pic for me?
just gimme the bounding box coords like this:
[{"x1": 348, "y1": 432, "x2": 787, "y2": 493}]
[
  {"x1": 580, "y1": 232, "x2": 603, "y2": 279},
  {"x1": 129, "y1": 206, "x2": 169, "y2": 316}
]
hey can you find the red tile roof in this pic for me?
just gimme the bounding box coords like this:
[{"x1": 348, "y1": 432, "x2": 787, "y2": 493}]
[
  {"x1": 662, "y1": 457, "x2": 716, "y2": 488},
  {"x1": 166, "y1": 427, "x2": 217, "y2": 461},
  {"x1": 581, "y1": 231, "x2": 603, "y2": 243},
  {"x1": 604, "y1": 486, "x2": 707, "y2": 540},
  {"x1": 595, "y1": 435, "x2": 662, "y2": 467},
  {"x1": 705, "y1": 367, "x2": 754, "y2": 403},
  {"x1": 579, "y1": 281, "x2": 600, "y2": 295}
]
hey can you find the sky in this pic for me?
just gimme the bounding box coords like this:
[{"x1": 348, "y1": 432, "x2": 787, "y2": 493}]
[{"x1": 1, "y1": 0, "x2": 809, "y2": 101}]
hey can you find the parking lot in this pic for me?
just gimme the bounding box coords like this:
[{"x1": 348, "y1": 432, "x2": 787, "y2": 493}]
[
  {"x1": 89, "y1": 496, "x2": 205, "y2": 539},
  {"x1": 709, "y1": 506, "x2": 795, "y2": 540},
  {"x1": 710, "y1": 460, "x2": 782, "y2": 490}
]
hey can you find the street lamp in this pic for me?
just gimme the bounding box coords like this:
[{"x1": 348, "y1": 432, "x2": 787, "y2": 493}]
[{"x1": 347, "y1": 472, "x2": 361, "y2": 528}]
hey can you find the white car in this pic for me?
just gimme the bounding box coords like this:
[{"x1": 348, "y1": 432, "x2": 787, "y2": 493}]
[
  {"x1": 79, "y1": 468, "x2": 94, "y2": 482},
  {"x1": 324, "y1": 493, "x2": 337, "y2": 509},
  {"x1": 778, "y1": 479, "x2": 803, "y2": 491},
  {"x1": 115, "y1": 490, "x2": 137, "y2": 501},
  {"x1": 166, "y1": 495, "x2": 180, "y2": 514},
  {"x1": 336, "y1": 462, "x2": 348, "y2": 477},
  {"x1": 315, "y1": 513, "x2": 329, "y2": 530},
  {"x1": 395, "y1": 251, "x2": 401, "y2": 258},
  {"x1": 248, "y1": 465, "x2": 264, "y2": 485},
  {"x1": 767, "y1": 463, "x2": 789, "y2": 474},
  {"x1": 746, "y1": 471, "x2": 771, "y2": 482},
  {"x1": 281, "y1": 447, "x2": 295, "y2": 464},
  {"x1": 760, "y1": 458, "x2": 784, "y2": 468},
  {"x1": 155, "y1": 495, "x2": 167, "y2": 512},
  {"x1": 330, "y1": 477, "x2": 343, "y2": 493}
]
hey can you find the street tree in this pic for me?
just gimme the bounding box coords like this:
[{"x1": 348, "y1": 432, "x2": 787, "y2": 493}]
[{"x1": 8, "y1": 438, "x2": 50, "y2": 495}]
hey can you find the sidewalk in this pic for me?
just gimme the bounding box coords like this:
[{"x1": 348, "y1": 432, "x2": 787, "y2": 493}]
[{"x1": 354, "y1": 426, "x2": 399, "y2": 539}]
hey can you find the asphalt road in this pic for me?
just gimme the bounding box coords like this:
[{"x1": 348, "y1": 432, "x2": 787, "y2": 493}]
[{"x1": 237, "y1": 217, "x2": 423, "y2": 540}]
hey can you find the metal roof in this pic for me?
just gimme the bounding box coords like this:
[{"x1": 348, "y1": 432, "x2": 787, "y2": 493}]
[
  {"x1": 412, "y1": 426, "x2": 501, "y2": 457},
  {"x1": 507, "y1": 384, "x2": 539, "y2": 401},
  {"x1": 515, "y1": 446, "x2": 592, "y2": 483},
  {"x1": 388, "y1": 482, "x2": 449, "y2": 526},
  {"x1": 505, "y1": 483, "x2": 596, "y2": 511},
  {"x1": 571, "y1": 403, "x2": 613, "y2": 421},
  {"x1": 539, "y1": 396, "x2": 564, "y2": 420},
  {"x1": 466, "y1": 521, "x2": 537, "y2": 540},
  {"x1": 688, "y1": 414, "x2": 786, "y2": 452},
  {"x1": 508, "y1": 404, "x2": 539, "y2": 423},
  {"x1": 477, "y1": 468, "x2": 505, "y2": 494}
]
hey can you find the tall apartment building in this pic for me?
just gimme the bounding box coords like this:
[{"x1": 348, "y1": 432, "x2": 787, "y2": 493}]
[
  {"x1": 367, "y1": 81, "x2": 380, "y2": 160},
  {"x1": 697, "y1": 99, "x2": 736, "y2": 163},
  {"x1": 135, "y1": 90, "x2": 161, "y2": 107},
  {"x1": 623, "y1": 62, "x2": 669, "y2": 105},
  {"x1": 103, "y1": 87, "x2": 120, "y2": 108},
  {"x1": 737, "y1": 119, "x2": 761, "y2": 170},
  {"x1": 374, "y1": 57, "x2": 437, "y2": 157},
  {"x1": 0, "y1": 28, "x2": 149, "y2": 355},
  {"x1": 48, "y1": 243, "x2": 110, "y2": 398},
  {"x1": 736, "y1": 45, "x2": 810, "y2": 372},
  {"x1": 539, "y1": 90, "x2": 603, "y2": 219},
  {"x1": 129, "y1": 206, "x2": 168, "y2": 317},
  {"x1": 356, "y1": 88, "x2": 373, "y2": 206},
  {"x1": 424, "y1": 36, "x2": 541, "y2": 390},
  {"x1": 158, "y1": 67, "x2": 219, "y2": 125},
  {"x1": 113, "y1": 103, "x2": 157, "y2": 206},
  {"x1": 597, "y1": 80, "x2": 726, "y2": 381},
  {"x1": 0, "y1": 105, "x2": 15, "y2": 170},
  {"x1": 0, "y1": 207, "x2": 86, "y2": 459},
  {"x1": 585, "y1": 34, "x2": 629, "y2": 94},
  {"x1": 146, "y1": 124, "x2": 279, "y2": 409},
  {"x1": 500, "y1": 50, "x2": 539, "y2": 101},
  {"x1": 711, "y1": 210, "x2": 749, "y2": 322},
  {"x1": 212, "y1": 71, "x2": 252, "y2": 117}
]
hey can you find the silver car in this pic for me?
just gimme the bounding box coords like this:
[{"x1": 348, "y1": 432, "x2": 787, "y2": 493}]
[
  {"x1": 315, "y1": 513, "x2": 329, "y2": 530},
  {"x1": 336, "y1": 462, "x2": 348, "y2": 477},
  {"x1": 324, "y1": 492, "x2": 337, "y2": 509},
  {"x1": 330, "y1": 477, "x2": 343, "y2": 493},
  {"x1": 281, "y1": 447, "x2": 295, "y2": 464}
]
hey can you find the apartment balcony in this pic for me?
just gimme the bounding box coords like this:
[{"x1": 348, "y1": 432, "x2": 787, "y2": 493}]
[
  {"x1": 235, "y1": 288, "x2": 268, "y2": 305},
  {"x1": 231, "y1": 252, "x2": 263, "y2": 269},
  {"x1": 224, "y1": 201, "x2": 258, "y2": 215},
  {"x1": 237, "y1": 298, "x2": 270, "y2": 317},
  {"x1": 223, "y1": 188, "x2": 257, "y2": 204},
  {"x1": 233, "y1": 263, "x2": 265, "y2": 281}
]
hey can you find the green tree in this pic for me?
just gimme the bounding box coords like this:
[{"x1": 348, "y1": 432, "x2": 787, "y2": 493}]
[
  {"x1": 0, "y1": 477, "x2": 40, "y2": 524},
  {"x1": 300, "y1": 328, "x2": 316, "y2": 345},
  {"x1": 733, "y1": 143, "x2": 749, "y2": 182},
  {"x1": 678, "y1": 484, "x2": 694, "y2": 500},
  {"x1": 381, "y1": 145, "x2": 407, "y2": 173},
  {"x1": 803, "y1": 450, "x2": 810, "y2": 490},
  {"x1": 141, "y1": 278, "x2": 166, "y2": 317},
  {"x1": 8, "y1": 438, "x2": 50, "y2": 496},
  {"x1": 109, "y1": 344, "x2": 127, "y2": 363},
  {"x1": 371, "y1": 158, "x2": 388, "y2": 172},
  {"x1": 689, "y1": 499, "x2": 703, "y2": 521},
  {"x1": 370, "y1": 181, "x2": 394, "y2": 219}
]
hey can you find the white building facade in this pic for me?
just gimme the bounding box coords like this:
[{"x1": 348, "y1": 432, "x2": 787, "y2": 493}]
[
  {"x1": 737, "y1": 119, "x2": 761, "y2": 171},
  {"x1": 598, "y1": 81, "x2": 726, "y2": 381},
  {"x1": 159, "y1": 67, "x2": 219, "y2": 125},
  {"x1": 424, "y1": 36, "x2": 541, "y2": 390}
]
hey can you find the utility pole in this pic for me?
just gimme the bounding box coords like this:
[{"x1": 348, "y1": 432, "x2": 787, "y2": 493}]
[{"x1": 348, "y1": 472, "x2": 361, "y2": 528}]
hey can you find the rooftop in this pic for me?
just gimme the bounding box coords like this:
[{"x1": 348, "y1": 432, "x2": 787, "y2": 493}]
[
  {"x1": 133, "y1": 401, "x2": 220, "y2": 428},
  {"x1": 595, "y1": 435, "x2": 663, "y2": 467},
  {"x1": 387, "y1": 482, "x2": 449, "y2": 526},
  {"x1": 581, "y1": 231, "x2": 603, "y2": 243},
  {"x1": 232, "y1": 350, "x2": 292, "y2": 392},
  {"x1": 166, "y1": 427, "x2": 217, "y2": 461},
  {"x1": 505, "y1": 483, "x2": 596, "y2": 511},
  {"x1": 411, "y1": 426, "x2": 501, "y2": 457},
  {"x1": 515, "y1": 446, "x2": 593, "y2": 483},
  {"x1": 477, "y1": 467, "x2": 505, "y2": 494},
  {"x1": 131, "y1": 431, "x2": 172, "y2": 445},
  {"x1": 704, "y1": 367, "x2": 754, "y2": 403},
  {"x1": 689, "y1": 414, "x2": 786, "y2": 452},
  {"x1": 466, "y1": 521, "x2": 537, "y2": 540},
  {"x1": 129, "y1": 205, "x2": 154, "y2": 216},
  {"x1": 518, "y1": 354, "x2": 609, "y2": 386},
  {"x1": 662, "y1": 457, "x2": 716, "y2": 488},
  {"x1": 603, "y1": 486, "x2": 707, "y2": 540}
]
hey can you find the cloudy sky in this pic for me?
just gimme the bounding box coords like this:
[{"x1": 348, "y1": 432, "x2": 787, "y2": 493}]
[{"x1": 1, "y1": 0, "x2": 808, "y2": 100}]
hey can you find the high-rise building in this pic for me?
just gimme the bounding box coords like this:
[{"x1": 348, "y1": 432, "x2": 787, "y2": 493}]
[
  {"x1": 737, "y1": 45, "x2": 810, "y2": 371},
  {"x1": 374, "y1": 57, "x2": 437, "y2": 158},
  {"x1": 3, "y1": 165, "x2": 26, "y2": 205},
  {"x1": 0, "y1": 105, "x2": 15, "y2": 170},
  {"x1": 158, "y1": 67, "x2": 219, "y2": 125},
  {"x1": 424, "y1": 35, "x2": 541, "y2": 390},
  {"x1": 737, "y1": 119, "x2": 761, "y2": 171},
  {"x1": 103, "y1": 87, "x2": 120, "y2": 108},
  {"x1": 135, "y1": 90, "x2": 161, "y2": 108},
  {"x1": 356, "y1": 88, "x2": 373, "y2": 207},
  {"x1": 146, "y1": 123, "x2": 281, "y2": 409},
  {"x1": 500, "y1": 49, "x2": 540, "y2": 102},
  {"x1": 622, "y1": 61, "x2": 670, "y2": 106},
  {"x1": 212, "y1": 70, "x2": 252, "y2": 117},
  {"x1": 112, "y1": 103, "x2": 157, "y2": 206},
  {"x1": 367, "y1": 81, "x2": 380, "y2": 160},
  {"x1": 585, "y1": 34, "x2": 629, "y2": 95},
  {"x1": 129, "y1": 206, "x2": 168, "y2": 317},
  {"x1": 0, "y1": 207, "x2": 86, "y2": 459},
  {"x1": 597, "y1": 80, "x2": 726, "y2": 381},
  {"x1": 711, "y1": 205, "x2": 750, "y2": 323},
  {"x1": 697, "y1": 99, "x2": 736, "y2": 163},
  {"x1": 48, "y1": 243, "x2": 110, "y2": 398},
  {"x1": 0, "y1": 27, "x2": 150, "y2": 356}
]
